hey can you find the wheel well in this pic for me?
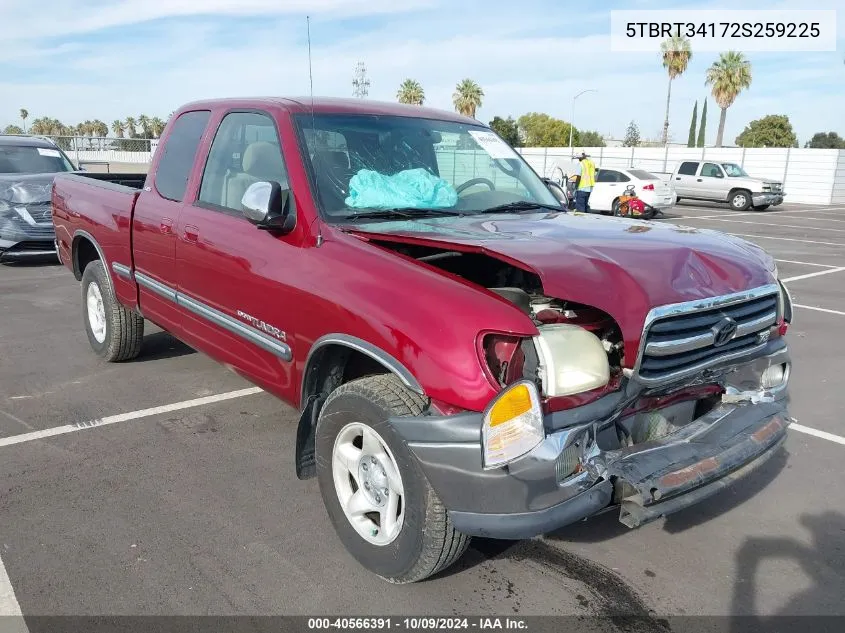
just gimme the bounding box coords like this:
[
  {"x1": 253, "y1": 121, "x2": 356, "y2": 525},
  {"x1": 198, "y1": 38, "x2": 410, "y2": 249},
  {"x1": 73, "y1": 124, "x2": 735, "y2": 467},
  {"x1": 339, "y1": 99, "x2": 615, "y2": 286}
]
[
  {"x1": 728, "y1": 187, "x2": 751, "y2": 200},
  {"x1": 295, "y1": 344, "x2": 415, "y2": 480},
  {"x1": 72, "y1": 236, "x2": 100, "y2": 280}
]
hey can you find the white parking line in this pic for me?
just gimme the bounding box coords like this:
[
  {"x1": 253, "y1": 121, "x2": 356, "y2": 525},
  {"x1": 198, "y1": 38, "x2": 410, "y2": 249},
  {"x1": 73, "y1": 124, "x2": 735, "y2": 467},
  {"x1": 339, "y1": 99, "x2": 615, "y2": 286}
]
[
  {"x1": 728, "y1": 233, "x2": 845, "y2": 247},
  {"x1": 775, "y1": 259, "x2": 838, "y2": 268},
  {"x1": 794, "y1": 304, "x2": 845, "y2": 317},
  {"x1": 773, "y1": 215, "x2": 845, "y2": 224},
  {"x1": 0, "y1": 387, "x2": 263, "y2": 449},
  {"x1": 790, "y1": 423, "x2": 845, "y2": 446},
  {"x1": 0, "y1": 553, "x2": 27, "y2": 629},
  {"x1": 780, "y1": 267, "x2": 845, "y2": 283}
]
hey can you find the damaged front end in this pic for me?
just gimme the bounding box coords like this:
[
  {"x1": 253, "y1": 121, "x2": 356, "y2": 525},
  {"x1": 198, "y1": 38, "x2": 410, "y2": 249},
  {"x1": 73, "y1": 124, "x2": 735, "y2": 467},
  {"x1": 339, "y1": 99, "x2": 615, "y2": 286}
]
[{"x1": 390, "y1": 275, "x2": 794, "y2": 539}]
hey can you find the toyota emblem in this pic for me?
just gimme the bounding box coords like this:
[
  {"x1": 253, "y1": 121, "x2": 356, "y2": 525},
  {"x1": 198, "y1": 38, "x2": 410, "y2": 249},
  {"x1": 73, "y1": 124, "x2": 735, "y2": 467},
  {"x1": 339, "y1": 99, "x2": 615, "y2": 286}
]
[{"x1": 712, "y1": 317, "x2": 738, "y2": 347}]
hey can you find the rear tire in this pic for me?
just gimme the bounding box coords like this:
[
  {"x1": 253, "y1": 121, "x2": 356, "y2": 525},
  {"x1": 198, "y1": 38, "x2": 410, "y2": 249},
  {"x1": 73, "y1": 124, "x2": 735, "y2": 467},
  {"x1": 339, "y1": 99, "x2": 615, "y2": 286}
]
[
  {"x1": 316, "y1": 375, "x2": 469, "y2": 583},
  {"x1": 729, "y1": 190, "x2": 752, "y2": 211},
  {"x1": 611, "y1": 198, "x2": 622, "y2": 216},
  {"x1": 81, "y1": 260, "x2": 144, "y2": 362}
]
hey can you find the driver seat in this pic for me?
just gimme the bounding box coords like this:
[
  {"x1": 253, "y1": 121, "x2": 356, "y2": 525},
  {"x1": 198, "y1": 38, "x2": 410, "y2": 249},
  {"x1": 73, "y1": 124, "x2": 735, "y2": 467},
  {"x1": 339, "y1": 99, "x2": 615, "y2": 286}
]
[{"x1": 225, "y1": 141, "x2": 286, "y2": 209}]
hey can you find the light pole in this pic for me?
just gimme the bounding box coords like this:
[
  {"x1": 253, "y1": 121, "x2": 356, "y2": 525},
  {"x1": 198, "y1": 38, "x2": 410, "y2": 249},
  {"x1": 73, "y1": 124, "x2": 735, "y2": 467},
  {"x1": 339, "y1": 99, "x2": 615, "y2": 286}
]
[{"x1": 569, "y1": 89, "x2": 597, "y2": 156}]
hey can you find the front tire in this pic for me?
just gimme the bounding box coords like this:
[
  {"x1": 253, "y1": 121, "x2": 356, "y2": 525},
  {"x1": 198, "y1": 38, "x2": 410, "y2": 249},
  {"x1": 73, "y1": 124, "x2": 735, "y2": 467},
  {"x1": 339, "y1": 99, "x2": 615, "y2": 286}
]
[
  {"x1": 316, "y1": 375, "x2": 469, "y2": 583},
  {"x1": 81, "y1": 260, "x2": 144, "y2": 362},
  {"x1": 729, "y1": 190, "x2": 752, "y2": 211}
]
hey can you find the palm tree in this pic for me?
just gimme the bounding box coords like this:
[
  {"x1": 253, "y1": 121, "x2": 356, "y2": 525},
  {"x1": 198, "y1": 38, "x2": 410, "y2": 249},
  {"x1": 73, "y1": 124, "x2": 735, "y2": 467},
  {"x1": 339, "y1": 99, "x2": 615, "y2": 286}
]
[
  {"x1": 112, "y1": 120, "x2": 124, "y2": 138},
  {"x1": 706, "y1": 51, "x2": 752, "y2": 147},
  {"x1": 150, "y1": 117, "x2": 166, "y2": 138},
  {"x1": 125, "y1": 116, "x2": 137, "y2": 138},
  {"x1": 452, "y1": 79, "x2": 484, "y2": 118},
  {"x1": 138, "y1": 115, "x2": 151, "y2": 138},
  {"x1": 660, "y1": 36, "x2": 692, "y2": 145},
  {"x1": 396, "y1": 79, "x2": 425, "y2": 105},
  {"x1": 19, "y1": 108, "x2": 28, "y2": 134}
]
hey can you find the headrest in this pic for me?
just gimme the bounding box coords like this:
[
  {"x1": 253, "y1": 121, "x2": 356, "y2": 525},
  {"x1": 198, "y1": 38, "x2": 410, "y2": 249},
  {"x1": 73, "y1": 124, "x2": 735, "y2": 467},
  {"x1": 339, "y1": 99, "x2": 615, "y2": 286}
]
[{"x1": 242, "y1": 141, "x2": 285, "y2": 181}]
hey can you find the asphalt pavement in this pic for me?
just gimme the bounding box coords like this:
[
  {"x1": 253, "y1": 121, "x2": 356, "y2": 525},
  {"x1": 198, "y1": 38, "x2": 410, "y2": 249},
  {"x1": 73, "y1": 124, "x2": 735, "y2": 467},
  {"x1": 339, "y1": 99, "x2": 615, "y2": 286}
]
[{"x1": 0, "y1": 200, "x2": 844, "y2": 627}]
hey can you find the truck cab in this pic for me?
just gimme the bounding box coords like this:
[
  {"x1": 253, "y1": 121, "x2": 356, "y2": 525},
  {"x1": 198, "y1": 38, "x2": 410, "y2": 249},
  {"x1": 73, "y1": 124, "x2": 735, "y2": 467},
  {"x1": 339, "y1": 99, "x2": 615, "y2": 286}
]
[{"x1": 672, "y1": 160, "x2": 785, "y2": 211}]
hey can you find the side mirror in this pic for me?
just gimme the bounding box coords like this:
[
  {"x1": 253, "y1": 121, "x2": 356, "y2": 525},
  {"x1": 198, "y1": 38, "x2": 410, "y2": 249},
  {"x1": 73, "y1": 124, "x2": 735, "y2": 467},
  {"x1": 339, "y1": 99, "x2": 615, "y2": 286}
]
[
  {"x1": 543, "y1": 180, "x2": 568, "y2": 206},
  {"x1": 241, "y1": 181, "x2": 295, "y2": 234}
]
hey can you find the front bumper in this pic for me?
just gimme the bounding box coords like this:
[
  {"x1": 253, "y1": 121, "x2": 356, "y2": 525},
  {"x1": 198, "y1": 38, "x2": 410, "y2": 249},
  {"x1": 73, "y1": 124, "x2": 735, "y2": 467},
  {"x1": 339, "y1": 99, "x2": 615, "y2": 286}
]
[
  {"x1": 392, "y1": 340, "x2": 791, "y2": 539},
  {"x1": 752, "y1": 192, "x2": 784, "y2": 207},
  {"x1": 0, "y1": 237, "x2": 59, "y2": 262}
]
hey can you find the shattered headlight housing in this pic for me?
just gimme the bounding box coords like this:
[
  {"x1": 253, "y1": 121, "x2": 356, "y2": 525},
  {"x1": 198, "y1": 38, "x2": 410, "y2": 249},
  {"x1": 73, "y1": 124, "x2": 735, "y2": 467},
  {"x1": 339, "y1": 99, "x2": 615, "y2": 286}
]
[
  {"x1": 777, "y1": 278, "x2": 793, "y2": 327},
  {"x1": 482, "y1": 381, "x2": 544, "y2": 469}
]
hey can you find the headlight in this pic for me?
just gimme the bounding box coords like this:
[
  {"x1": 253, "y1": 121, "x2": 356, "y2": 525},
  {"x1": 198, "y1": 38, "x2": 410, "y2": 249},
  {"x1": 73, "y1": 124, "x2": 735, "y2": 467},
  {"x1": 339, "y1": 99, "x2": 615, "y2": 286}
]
[
  {"x1": 532, "y1": 324, "x2": 610, "y2": 397},
  {"x1": 482, "y1": 381, "x2": 544, "y2": 469},
  {"x1": 777, "y1": 279, "x2": 793, "y2": 325}
]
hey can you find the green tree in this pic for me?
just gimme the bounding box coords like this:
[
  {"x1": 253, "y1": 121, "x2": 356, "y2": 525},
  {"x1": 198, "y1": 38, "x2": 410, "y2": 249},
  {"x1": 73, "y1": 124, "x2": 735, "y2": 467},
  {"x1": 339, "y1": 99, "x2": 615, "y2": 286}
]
[
  {"x1": 660, "y1": 36, "x2": 692, "y2": 145},
  {"x1": 805, "y1": 131, "x2": 845, "y2": 149},
  {"x1": 111, "y1": 120, "x2": 124, "y2": 138},
  {"x1": 138, "y1": 115, "x2": 151, "y2": 138},
  {"x1": 706, "y1": 51, "x2": 752, "y2": 147},
  {"x1": 124, "y1": 116, "x2": 137, "y2": 138},
  {"x1": 517, "y1": 112, "x2": 574, "y2": 147},
  {"x1": 489, "y1": 116, "x2": 520, "y2": 147},
  {"x1": 3, "y1": 124, "x2": 24, "y2": 134},
  {"x1": 19, "y1": 108, "x2": 28, "y2": 134},
  {"x1": 577, "y1": 130, "x2": 606, "y2": 147},
  {"x1": 687, "y1": 101, "x2": 698, "y2": 147},
  {"x1": 735, "y1": 115, "x2": 797, "y2": 148},
  {"x1": 697, "y1": 99, "x2": 708, "y2": 147},
  {"x1": 396, "y1": 79, "x2": 425, "y2": 105},
  {"x1": 150, "y1": 117, "x2": 166, "y2": 138},
  {"x1": 453, "y1": 79, "x2": 484, "y2": 118},
  {"x1": 623, "y1": 120, "x2": 641, "y2": 147}
]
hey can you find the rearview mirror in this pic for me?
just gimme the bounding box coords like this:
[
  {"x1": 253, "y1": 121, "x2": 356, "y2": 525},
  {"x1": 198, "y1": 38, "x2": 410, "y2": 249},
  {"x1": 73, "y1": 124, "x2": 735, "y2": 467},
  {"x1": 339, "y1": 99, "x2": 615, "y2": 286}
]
[{"x1": 241, "y1": 181, "x2": 295, "y2": 234}]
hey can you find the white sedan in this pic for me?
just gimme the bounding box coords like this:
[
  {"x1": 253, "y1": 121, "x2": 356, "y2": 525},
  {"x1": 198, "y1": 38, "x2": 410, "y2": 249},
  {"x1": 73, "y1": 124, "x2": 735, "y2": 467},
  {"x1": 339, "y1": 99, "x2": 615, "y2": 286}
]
[{"x1": 588, "y1": 168, "x2": 677, "y2": 217}]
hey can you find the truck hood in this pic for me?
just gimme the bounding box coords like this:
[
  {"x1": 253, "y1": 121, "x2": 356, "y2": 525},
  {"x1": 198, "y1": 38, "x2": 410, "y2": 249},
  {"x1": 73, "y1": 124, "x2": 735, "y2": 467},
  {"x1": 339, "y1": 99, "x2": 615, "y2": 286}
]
[{"x1": 345, "y1": 212, "x2": 777, "y2": 366}]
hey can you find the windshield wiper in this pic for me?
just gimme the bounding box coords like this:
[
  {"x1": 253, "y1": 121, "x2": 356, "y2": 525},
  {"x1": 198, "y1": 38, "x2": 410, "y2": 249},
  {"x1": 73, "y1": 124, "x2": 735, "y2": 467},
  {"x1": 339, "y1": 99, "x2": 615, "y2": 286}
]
[
  {"x1": 479, "y1": 201, "x2": 566, "y2": 214},
  {"x1": 345, "y1": 208, "x2": 464, "y2": 221}
]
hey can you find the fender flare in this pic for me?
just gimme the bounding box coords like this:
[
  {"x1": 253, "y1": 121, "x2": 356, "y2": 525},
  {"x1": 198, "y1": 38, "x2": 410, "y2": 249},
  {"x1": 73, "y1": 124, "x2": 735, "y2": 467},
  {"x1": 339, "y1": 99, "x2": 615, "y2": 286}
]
[
  {"x1": 72, "y1": 230, "x2": 114, "y2": 295},
  {"x1": 299, "y1": 333, "x2": 424, "y2": 409}
]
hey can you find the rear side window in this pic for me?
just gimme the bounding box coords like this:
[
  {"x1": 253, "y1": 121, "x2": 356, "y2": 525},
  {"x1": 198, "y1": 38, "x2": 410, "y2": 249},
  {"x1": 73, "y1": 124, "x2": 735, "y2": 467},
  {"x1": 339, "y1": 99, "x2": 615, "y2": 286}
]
[
  {"x1": 596, "y1": 169, "x2": 618, "y2": 183},
  {"x1": 677, "y1": 161, "x2": 698, "y2": 176},
  {"x1": 154, "y1": 110, "x2": 211, "y2": 202},
  {"x1": 628, "y1": 169, "x2": 657, "y2": 180}
]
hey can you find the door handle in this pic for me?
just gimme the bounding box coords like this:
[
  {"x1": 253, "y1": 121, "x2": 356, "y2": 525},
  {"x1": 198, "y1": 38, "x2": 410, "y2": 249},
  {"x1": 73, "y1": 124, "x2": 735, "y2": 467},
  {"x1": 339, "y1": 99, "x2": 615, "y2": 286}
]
[
  {"x1": 183, "y1": 224, "x2": 199, "y2": 243},
  {"x1": 675, "y1": 177, "x2": 681, "y2": 180},
  {"x1": 696, "y1": 178, "x2": 703, "y2": 182},
  {"x1": 159, "y1": 218, "x2": 173, "y2": 234}
]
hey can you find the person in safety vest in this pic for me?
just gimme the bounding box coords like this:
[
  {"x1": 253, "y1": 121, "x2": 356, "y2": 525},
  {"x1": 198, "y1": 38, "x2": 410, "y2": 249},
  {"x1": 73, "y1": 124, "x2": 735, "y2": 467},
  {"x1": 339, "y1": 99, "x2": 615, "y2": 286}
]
[{"x1": 574, "y1": 151, "x2": 596, "y2": 212}]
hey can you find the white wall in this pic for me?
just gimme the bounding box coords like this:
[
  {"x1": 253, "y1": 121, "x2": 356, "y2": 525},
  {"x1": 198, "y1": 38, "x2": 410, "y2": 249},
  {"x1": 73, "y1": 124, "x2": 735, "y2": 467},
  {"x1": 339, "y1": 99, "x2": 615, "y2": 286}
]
[{"x1": 519, "y1": 146, "x2": 845, "y2": 205}]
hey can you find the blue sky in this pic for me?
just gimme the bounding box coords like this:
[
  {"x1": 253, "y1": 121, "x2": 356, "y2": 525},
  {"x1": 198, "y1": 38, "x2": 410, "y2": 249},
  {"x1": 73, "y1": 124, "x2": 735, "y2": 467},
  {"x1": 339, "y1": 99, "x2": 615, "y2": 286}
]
[{"x1": 1, "y1": 0, "x2": 842, "y2": 145}]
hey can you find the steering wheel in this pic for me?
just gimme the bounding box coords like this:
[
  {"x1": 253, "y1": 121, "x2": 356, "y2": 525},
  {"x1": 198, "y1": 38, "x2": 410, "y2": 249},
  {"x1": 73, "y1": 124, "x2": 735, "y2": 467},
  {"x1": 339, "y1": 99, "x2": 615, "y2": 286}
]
[{"x1": 455, "y1": 178, "x2": 496, "y2": 195}]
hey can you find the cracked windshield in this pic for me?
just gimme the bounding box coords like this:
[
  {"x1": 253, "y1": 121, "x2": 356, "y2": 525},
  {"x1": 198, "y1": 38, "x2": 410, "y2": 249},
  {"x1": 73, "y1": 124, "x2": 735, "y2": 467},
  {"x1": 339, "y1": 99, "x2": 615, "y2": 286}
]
[{"x1": 295, "y1": 114, "x2": 561, "y2": 221}]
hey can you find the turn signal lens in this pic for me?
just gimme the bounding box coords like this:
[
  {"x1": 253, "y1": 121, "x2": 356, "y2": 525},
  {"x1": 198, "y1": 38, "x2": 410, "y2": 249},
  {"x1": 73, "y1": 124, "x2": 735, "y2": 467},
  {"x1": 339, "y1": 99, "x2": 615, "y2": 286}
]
[
  {"x1": 482, "y1": 381, "x2": 544, "y2": 470},
  {"x1": 489, "y1": 384, "x2": 532, "y2": 426}
]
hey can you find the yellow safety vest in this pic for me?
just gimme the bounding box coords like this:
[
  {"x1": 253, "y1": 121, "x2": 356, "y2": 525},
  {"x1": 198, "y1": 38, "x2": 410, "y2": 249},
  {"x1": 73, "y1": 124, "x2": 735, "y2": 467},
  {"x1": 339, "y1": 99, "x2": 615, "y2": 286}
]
[{"x1": 578, "y1": 159, "x2": 596, "y2": 189}]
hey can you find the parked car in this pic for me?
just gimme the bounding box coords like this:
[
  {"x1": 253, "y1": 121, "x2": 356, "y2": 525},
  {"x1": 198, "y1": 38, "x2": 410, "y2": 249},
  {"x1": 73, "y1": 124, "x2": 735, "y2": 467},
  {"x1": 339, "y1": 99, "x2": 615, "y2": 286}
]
[
  {"x1": 672, "y1": 160, "x2": 785, "y2": 211},
  {"x1": 52, "y1": 97, "x2": 794, "y2": 584},
  {"x1": 0, "y1": 135, "x2": 79, "y2": 262},
  {"x1": 588, "y1": 167, "x2": 676, "y2": 218}
]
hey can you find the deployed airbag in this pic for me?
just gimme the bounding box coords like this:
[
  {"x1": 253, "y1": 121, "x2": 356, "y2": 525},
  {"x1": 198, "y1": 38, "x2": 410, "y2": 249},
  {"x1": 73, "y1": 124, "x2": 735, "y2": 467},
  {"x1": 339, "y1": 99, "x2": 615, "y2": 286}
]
[{"x1": 345, "y1": 168, "x2": 458, "y2": 209}]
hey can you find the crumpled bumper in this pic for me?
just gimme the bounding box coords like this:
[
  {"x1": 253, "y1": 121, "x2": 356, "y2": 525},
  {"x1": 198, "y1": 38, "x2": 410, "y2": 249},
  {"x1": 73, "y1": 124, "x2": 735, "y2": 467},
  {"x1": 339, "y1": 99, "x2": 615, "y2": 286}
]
[
  {"x1": 752, "y1": 192, "x2": 784, "y2": 207},
  {"x1": 392, "y1": 340, "x2": 791, "y2": 539}
]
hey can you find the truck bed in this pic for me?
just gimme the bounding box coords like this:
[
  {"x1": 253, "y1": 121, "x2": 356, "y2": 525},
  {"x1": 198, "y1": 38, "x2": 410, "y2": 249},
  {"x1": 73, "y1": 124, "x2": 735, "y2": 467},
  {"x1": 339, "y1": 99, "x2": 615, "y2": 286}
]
[{"x1": 73, "y1": 171, "x2": 148, "y2": 191}]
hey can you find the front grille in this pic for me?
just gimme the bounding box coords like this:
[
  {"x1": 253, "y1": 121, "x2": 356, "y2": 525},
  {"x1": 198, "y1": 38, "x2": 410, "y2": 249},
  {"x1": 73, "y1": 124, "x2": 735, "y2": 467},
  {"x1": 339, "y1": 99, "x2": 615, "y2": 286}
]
[
  {"x1": 636, "y1": 289, "x2": 779, "y2": 384},
  {"x1": 26, "y1": 203, "x2": 54, "y2": 223}
]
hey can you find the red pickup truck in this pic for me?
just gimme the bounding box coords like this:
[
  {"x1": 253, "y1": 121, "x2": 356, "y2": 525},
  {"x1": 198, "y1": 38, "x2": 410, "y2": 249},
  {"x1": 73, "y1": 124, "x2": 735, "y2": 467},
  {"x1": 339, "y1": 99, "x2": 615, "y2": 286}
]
[{"x1": 52, "y1": 97, "x2": 794, "y2": 583}]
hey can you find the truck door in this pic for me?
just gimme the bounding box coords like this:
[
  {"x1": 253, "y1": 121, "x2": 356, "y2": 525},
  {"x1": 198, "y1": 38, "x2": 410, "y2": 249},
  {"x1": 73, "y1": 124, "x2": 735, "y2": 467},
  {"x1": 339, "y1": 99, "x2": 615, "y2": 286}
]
[
  {"x1": 132, "y1": 110, "x2": 211, "y2": 335},
  {"x1": 698, "y1": 162, "x2": 731, "y2": 201},
  {"x1": 174, "y1": 109, "x2": 299, "y2": 397},
  {"x1": 673, "y1": 161, "x2": 699, "y2": 197}
]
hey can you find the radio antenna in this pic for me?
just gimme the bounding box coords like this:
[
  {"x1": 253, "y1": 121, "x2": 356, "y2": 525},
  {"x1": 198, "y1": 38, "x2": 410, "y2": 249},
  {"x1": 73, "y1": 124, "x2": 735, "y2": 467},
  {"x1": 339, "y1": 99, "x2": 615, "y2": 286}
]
[{"x1": 306, "y1": 15, "x2": 324, "y2": 247}]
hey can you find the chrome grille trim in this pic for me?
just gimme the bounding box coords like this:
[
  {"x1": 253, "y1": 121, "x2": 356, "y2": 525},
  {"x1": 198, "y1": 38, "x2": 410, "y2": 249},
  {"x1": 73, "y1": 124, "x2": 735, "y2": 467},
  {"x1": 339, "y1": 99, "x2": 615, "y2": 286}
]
[{"x1": 633, "y1": 284, "x2": 780, "y2": 385}]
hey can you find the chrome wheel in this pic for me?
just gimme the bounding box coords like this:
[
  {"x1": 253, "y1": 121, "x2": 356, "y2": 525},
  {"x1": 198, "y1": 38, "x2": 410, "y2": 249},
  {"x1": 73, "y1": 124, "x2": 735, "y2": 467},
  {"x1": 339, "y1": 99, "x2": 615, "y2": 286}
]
[
  {"x1": 86, "y1": 282, "x2": 107, "y2": 344},
  {"x1": 332, "y1": 422, "x2": 404, "y2": 546},
  {"x1": 731, "y1": 192, "x2": 748, "y2": 209}
]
